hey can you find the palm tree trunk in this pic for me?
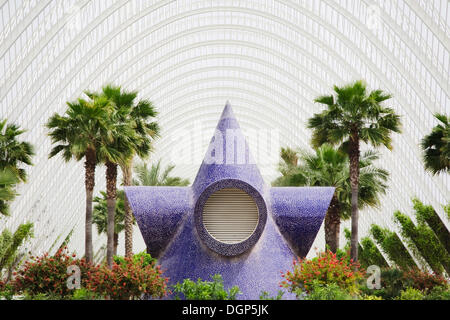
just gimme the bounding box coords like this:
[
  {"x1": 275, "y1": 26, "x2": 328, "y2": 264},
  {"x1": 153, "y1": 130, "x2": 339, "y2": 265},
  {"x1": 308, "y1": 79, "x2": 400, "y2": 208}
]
[
  {"x1": 84, "y1": 148, "x2": 96, "y2": 264},
  {"x1": 349, "y1": 132, "x2": 360, "y2": 262},
  {"x1": 114, "y1": 232, "x2": 119, "y2": 256},
  {"x1": 324, "y1": 194, "x2": 341, "y2": 253},
  {"x1": 122, "y1": 160, "x2": 133, "y2": 257},
  {"x1": 106, "y1": 161, "x2": 118, "y2": 269}
]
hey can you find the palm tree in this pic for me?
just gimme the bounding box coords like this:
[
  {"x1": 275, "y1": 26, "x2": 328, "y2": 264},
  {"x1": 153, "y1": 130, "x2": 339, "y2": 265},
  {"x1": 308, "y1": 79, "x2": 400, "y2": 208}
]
[
  {"x1": 273, "y1": 145, "x2": 388, "y2": 252},
  {"x1": 133, "y1": 160, "x2": 190, "y2": 187},
  {"x1": 46, "y1": 96, "x2": 111, "y2": 263},
  {"x1": 307, "y1": 80, "x2": 401, "y2": 260},
  {"x1": 93, "y1": 190, "x2": 134, "y2": 256},
  {"x1": 0, "y1": 169, "x2": 18, "y2": 216},
  {"x1": 88, "y1": 85, "x2": 160, "y2": 258},
  {"x1": 421, "y1": 113, "x2": 449, "y2": 175},
  {"x1": 0, "y1": 120, "x2": 35, "y2": 183}
]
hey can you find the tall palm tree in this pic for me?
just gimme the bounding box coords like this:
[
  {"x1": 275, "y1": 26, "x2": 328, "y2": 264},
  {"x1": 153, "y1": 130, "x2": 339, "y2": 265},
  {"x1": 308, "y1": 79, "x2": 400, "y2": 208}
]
[
  {"x1": 93, "y1": 190, "x2": 133, "y2": 256},
  {"x1": 273, "y1": 145, "x2": 388, "y2": 252},
  {"x1": 88, "y1": 85, "x2": 160, "y2": 258},
  {"x1": 307, "y1": 80, "x2": 401, "y2": 260},
  {"x1": 46, "y1": 96, "x2": 111, "y2": 263},
  {"x1": 133, "y1": 160, "x2": 190, "y2": 187},
  {"x1": 0, "y1": 120, "x2": 35, "y2": 183},
  {"x1": 421, "y1": 113, "x2": 449, "y2": 175},
  {"x1": 0, "y1": 169, "x2": 18, "y2": 216}
]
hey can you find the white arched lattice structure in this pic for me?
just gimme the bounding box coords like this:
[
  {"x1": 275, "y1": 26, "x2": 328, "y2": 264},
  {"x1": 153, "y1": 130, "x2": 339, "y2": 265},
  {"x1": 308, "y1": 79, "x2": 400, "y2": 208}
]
[{"x1": 1, "y1": 0, "x2": 448, "y2": 259}]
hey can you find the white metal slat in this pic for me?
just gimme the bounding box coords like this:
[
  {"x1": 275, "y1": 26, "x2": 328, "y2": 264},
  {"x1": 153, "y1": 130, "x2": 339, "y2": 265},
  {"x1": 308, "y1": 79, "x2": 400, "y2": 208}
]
[{"x1": 202, "y1": 188, "x2": 259, "y2": 244}]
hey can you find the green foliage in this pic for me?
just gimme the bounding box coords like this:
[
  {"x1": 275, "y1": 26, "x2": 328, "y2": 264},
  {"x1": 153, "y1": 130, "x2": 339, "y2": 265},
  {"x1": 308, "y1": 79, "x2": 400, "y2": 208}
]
[
  {"x1": 361, "y1": 267, "x2": 448, "y2": 300},
  {"x1": 361, "y1": 294, "x2": 383, "y2": 300},
  {"x1": 93, "y1": 190, "x2": 130, "y2": 235},
  {"x1": 0, "y1": 223, "x2": 34, "y2": 277},
  {"x1": 0, "y1": 119, "x2": 35, "y2": 183},
  {"x1": 173, "y1": 274, "x2": 241, "y2": 300},
  {"x1": 393, "y1": 210, "x2": 449, "y2": 275},
  {"x1": 420, "y1": 113, "x2": 450, "y2": 175},
  {"x1": 424, "y1": 285, "x2": 450, "y2": 300},
  {"x1": 370, "y1": 224, "x2": 417, "y2": 269},
  {"x1": 308, "y1": 80, "x2": 402, "y2": 150},
  {"x1": 413, "y1": 198, "x2": 450, "y2": 255},
  {"x1": 133, "y1": 159, "x2": 190, "y2": 186},
  {"x1": 259, "y1": 290, "x2": 284, "y2": 300},
  {"x1": 396, "y1": 287, "x2": 425, "y2": 300},
  {"x1": 113, "y1": 251, "x2": 156, "y2": 268},
  {"x1": 71, "y1": 288, "x2": 103, "y2": 300},
  {"x1": 304, "y1": 281, "x2": 354, "y2": 300},
  {"x1": 281, "y1": 250, "x2": 365, "y2": 297},
  {"x1": 359, "y1": 236, "x2": 389, "y2": 269},
  {"x1": 273, "y1": 146, "x2": 388, "y2": 220},
  {"x1": 343, "y1": 228, "x2": 388, "y2": 269},
  {"x1": 0, "y1": 169, "x2": 19, "y2": 216}
]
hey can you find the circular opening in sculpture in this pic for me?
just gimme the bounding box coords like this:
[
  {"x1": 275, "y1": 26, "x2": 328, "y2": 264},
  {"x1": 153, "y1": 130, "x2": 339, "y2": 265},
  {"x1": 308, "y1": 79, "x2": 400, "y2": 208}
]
[
  {"x1": 202, "y1": 188, "x2": 259, "y2": 244},
  {"x1": 194, "y1": 179, "x2": 267, "y2": 256}
]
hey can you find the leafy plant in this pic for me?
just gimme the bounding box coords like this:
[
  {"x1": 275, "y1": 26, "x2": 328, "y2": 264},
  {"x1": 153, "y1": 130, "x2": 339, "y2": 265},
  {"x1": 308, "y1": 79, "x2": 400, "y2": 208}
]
[
  {"x1": 173, "y1": 274, "x2": 241, "y2": 300},
  {"x1": 86, "y1": 255, "x2": 168, "y2": 300},
  {"x1": 403, "y1": 268, "x2": 447, "y2": 292},
  {"x1": 113, "y1": 251, "x2": 156, "y2": 268},
  {"x1": 396, "y1": 287, "x2": 424, "y2": 300},
  {"x1": 281, "y1": 250, "x2": 365, "y2": 297},
  {"x1": 71, "y1": 288, "x2": 103, "y2": 300},
  {"x1": 413, "y1": 198, "x2": 450, "y2": 255},
  {"x1": 259, "y1": 290, "x2": 284, "y2": 300},
  {"x1": 420, "y1": 113, "x2": 449, "y2": 175},
  {"x1": 14, "y1": 247, "x2": 91, "y2": 299},
  {"x1": 0, "y1": 223, "x2": 34, "y2": 280},
  {"x1": 304, "y1": 281, "x2": 354, "y2": 300},
  {"x1": 393, "y1": 210, "x2": 449, "y2": 275},
  {"x1": 424, "y1": 285, "x2": 450, "y2": 300},
  {"x1": 370, "y1": 224, "x2": 417, "y2": 269},
  {"x1": 13, "y1": 248, "x2": 92, "y2": 299}
]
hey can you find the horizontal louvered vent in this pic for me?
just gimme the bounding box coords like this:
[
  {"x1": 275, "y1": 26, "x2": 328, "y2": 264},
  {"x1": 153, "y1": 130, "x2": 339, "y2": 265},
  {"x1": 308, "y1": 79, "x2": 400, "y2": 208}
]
[{"x1": 203, "y1": 188, "x2": 259, "y2": 244}]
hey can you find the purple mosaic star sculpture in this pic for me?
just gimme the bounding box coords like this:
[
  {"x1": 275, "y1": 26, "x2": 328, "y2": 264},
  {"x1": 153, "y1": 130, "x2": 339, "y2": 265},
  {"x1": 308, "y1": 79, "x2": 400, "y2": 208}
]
[{"x1": 125, "y1": 102, "x2": 334, "y2": 299}]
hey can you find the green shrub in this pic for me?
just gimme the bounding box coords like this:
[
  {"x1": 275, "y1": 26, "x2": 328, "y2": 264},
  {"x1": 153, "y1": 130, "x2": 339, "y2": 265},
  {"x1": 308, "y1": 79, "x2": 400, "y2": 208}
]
[
  {"x1": 113, "y1": 251, "x2": 156, "y2": 267},
  {"x1": 413, "y1": 199, "x2": 450, "y2": 255},
  {"x1": 362, "y1": 294, "x2": 383, "y2": 300},
  {"x1": 370, "y1": 225, "x2": 417, "y2": 269},
  {"x1": 281, "y1": 250, "x2": 365, "y2": 297},
  {"x1": 359, "y1": 237, "x2": 389, "y2": 269},
  {"x1": 305, "y1": 281, "x2": 354, "y2": 300},
  {"x1": 396, "y1": 287, "x2": 424, "y2": 300},
  {"x1": 173, "y1": 274, "x2": 241, "y2": 300},
  {"x1": 394, "y1": 210, "x2": 449, "y2": 275},
  {"x1": 0, "y1": 281, "x2": 14, "y2": 300},
  {"x1": 259, "y1": 290, "x2": 284, "y2": 300},
  {"x1": 71, "y1": 288, "x2": 103, "y2": 300},
  {"x1": 0, "y1": 223, "x2": 34, "y2": 277},
  {"x1": 424, "y1": 286, "x2": 450, "y2": 300}
]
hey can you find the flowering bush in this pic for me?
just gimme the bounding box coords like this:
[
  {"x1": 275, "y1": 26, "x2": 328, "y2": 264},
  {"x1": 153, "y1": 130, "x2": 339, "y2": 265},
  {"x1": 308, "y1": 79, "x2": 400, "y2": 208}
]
[
  {"x1": 86, "y1": 255, "x2": 168, "y2": 300},
  {"x1": 281, "y1": 250, "x2": 365, "y2": 297},
  {"x1": 403, "y1": 268, "x2": 447, "y2": 292},
  {"x1": 13, "y1": 247, "x2": 92, "y2": 299}
]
